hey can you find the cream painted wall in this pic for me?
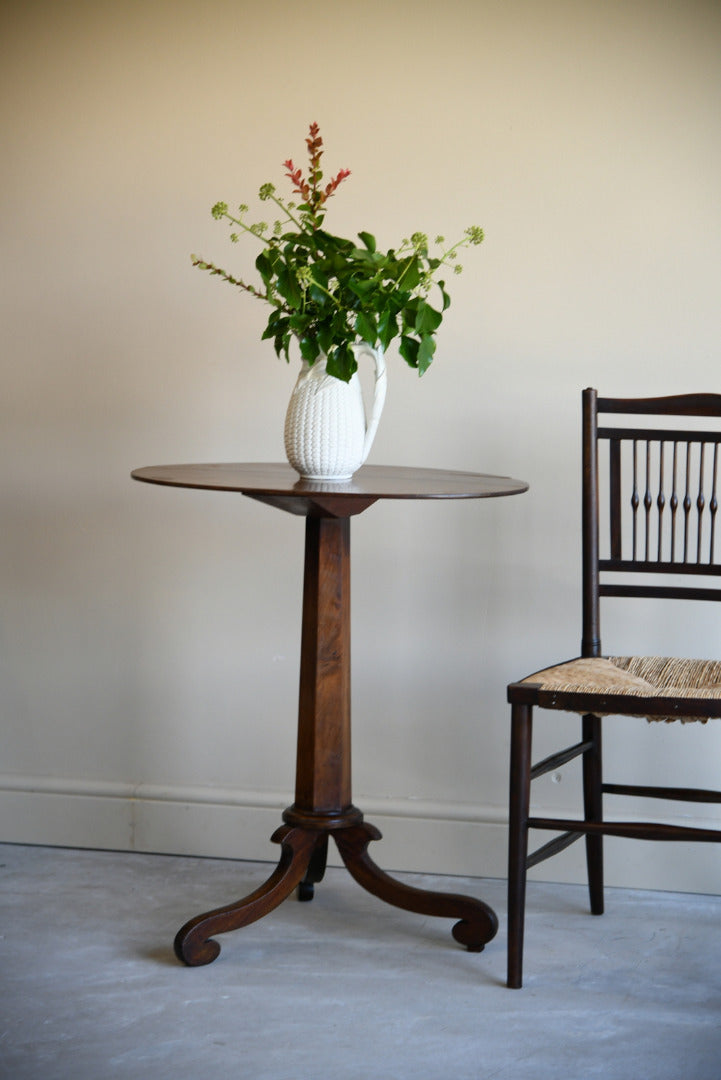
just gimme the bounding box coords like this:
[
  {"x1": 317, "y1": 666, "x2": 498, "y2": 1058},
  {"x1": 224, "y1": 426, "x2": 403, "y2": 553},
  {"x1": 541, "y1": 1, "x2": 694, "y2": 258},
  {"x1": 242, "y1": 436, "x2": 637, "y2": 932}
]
[{"x1": 2, "y1": 0, "x2": 721, "y2": 891}]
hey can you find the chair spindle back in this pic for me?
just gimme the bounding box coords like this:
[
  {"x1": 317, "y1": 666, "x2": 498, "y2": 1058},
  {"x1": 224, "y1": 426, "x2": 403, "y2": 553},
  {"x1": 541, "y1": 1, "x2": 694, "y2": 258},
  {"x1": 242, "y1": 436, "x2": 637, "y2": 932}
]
[{"x1": 581, "y1": 388, "x2": 721, "y2": 658}]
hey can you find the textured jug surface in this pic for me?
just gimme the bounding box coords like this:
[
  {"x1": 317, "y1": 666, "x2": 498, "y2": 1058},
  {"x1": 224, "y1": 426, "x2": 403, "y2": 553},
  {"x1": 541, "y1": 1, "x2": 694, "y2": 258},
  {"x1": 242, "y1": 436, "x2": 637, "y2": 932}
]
[{"x1": 284, "y1": 345, "x2": 386, "y2": 481}]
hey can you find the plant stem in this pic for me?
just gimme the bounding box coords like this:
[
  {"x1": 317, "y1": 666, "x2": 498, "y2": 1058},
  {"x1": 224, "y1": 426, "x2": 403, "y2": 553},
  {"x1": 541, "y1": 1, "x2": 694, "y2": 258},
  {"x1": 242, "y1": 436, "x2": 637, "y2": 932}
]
[
  {"x1": 268, "y1": 193, "x2": 304, "y2": 231},
  {"x1": 439, "y1": 238, "x2": 466, "y2": 264},
  {"x1": 190, "y1": 256, "x2": 285, "y2": 308},
  {"x1": 220, "y1": 211, "x2": 272, "y2": 244}
]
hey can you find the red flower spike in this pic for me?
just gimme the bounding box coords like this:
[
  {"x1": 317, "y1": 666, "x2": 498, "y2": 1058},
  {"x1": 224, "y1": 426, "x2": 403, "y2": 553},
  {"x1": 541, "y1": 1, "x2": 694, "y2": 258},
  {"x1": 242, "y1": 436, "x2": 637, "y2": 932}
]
[
  {"x1": 283, "y1": 158, "x2": 311, "y2": 202},
  {"x1": 283, "y1": 124, "x2": 350, "y2": 225},
  {"x1": 324, "y1": 169, "x2": 351, "y2": 199},
  {"x1": 306, "y1": 122, "x2": 322, "y2": 158}
]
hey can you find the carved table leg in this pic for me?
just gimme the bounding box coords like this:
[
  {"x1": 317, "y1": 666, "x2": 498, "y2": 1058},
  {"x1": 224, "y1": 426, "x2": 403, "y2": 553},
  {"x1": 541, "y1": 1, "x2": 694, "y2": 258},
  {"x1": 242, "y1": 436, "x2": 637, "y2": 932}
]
[
  {"x1": 334, "y1": 823, "x2": 499, "y2": 951},
  {"x1": 297, "y1": 834, "x2": 328, "y2": 902},
  {"x1": 174, "y1": 826, "x2": 319, "y2": 966}
]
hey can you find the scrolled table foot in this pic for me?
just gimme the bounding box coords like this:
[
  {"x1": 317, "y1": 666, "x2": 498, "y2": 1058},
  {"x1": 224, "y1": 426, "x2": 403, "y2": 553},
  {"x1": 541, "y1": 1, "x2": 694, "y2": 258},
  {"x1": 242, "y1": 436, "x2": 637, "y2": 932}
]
[
  {"x1": 333, "y1": 823, "x2": 499, "y2": 952},
  {"x1": 174, "y1": 825, "x2": 319, "y2": 966}
]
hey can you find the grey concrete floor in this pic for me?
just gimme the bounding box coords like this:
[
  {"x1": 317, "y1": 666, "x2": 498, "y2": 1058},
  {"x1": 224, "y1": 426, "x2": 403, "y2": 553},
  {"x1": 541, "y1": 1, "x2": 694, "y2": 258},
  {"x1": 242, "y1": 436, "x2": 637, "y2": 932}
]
[{"x1": 1, "y1": 843, "x2": 720, "y2": 1080}]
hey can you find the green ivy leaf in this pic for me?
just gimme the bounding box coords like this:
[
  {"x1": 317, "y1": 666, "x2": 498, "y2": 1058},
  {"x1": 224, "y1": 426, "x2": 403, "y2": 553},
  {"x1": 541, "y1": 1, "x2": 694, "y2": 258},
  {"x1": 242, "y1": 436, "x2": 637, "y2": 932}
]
[
  {"x1": 276, "y1": 265, "x2": 302, "y2": 308},
  {"x1": 317, "y1": 323, "x2": 336, "y2": 356},
  {"x1": 396, "y1": 254, "x2": 422, "y2": 290},
  {"x1": 299, "y1": 336, "x2": 320, "y2": 362},
  {"x1": 289, "y1": 312, "x2": 313, "y2": 335},
  {"x1": 308, "y1": 283, "x2": 332, "y2": 308},
  {"x1": 255, "y1": 250, "x2": 274, "y2": 284},
  {"x1": 326, "y1": 343, "x2": 357, "y2": 382},
  {"x1": 358, "y1": 231, "x2": 376, "y2": 252},
  {"x1": 399, "y1": 335, "x2": 420, "y2": 368},
  {"x1": 398, "y1": 297, "x2": 419, "y2": 334},
  {"x1": 261, "y1": 311, "x2": 289, "y2": 341},
  {"x1": 355, "y1": 310, "x2": 377, "y2": 344},
  {"x1": 378, "y1": 308, "x2": 398, "y2": 350},
  {"x1": 415, "y1": 300, "x2": 443, "y2": 335},
  {"x1": 417, "y1": 333, "x2": 436, "y2": 374},
  {"x1": 348, "y1": 278, "x2": 375, "y2": 298}
]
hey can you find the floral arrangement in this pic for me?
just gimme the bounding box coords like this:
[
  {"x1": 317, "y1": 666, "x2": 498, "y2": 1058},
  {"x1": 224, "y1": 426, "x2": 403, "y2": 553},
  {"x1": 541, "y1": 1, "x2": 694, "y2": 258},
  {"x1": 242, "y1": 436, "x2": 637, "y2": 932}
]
[{"x1": 192, "y1": 123, "x2": 484, "y2": 383}]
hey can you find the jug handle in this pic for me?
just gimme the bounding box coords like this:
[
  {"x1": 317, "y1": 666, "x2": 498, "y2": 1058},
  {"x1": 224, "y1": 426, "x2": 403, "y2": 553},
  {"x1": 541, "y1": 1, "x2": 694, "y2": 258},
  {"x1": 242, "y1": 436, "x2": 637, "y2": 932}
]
[{"x1": 356, "y1": 343, "x2": 387, "y2": 465}]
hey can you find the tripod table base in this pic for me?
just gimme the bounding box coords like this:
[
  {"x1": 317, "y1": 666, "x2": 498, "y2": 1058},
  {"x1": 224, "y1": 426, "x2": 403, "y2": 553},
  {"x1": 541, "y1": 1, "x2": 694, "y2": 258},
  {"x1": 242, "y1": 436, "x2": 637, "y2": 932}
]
[{"x1": 173, "y1": 819, "x2": 498, "y2": 967}]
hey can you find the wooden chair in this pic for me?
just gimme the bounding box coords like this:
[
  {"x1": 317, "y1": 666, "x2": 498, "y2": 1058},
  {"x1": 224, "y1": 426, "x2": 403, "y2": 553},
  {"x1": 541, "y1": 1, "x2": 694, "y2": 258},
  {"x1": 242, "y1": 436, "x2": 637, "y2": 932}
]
[{"x1": 506, "y1": 388, "x2": 721, "y2": 988}]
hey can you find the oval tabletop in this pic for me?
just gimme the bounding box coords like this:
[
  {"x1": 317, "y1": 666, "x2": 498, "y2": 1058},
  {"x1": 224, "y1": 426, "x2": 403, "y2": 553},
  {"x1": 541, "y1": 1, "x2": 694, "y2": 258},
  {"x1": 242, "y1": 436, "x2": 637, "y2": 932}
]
[
  {"x1": 132, "y1": 463, "x2": 528, "y2": 517},
  {"x1": 132, "y1": 463, "x2": 525, "y2": 496}
]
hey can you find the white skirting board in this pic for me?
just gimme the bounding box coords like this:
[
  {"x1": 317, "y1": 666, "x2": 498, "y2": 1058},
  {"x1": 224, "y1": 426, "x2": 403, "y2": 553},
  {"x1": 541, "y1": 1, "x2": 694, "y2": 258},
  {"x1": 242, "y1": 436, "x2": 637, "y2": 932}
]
[{"x1": 0, "y1": 774, "x2": 720, "y2": 895}]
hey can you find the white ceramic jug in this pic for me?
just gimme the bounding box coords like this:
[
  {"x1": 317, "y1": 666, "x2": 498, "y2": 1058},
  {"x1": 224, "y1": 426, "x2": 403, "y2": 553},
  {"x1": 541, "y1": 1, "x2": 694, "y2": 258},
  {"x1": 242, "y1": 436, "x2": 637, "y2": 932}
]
[{"x1": 284, "y1": 343, "x2": 387, "y2": 481}]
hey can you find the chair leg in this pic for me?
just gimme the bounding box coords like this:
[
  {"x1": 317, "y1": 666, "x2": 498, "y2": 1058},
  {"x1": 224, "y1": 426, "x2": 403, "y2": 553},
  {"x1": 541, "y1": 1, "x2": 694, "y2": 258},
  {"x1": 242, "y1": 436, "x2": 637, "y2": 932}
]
[
  {"x1": 582, "y1": 713, "x2": 604, "y2": 916},
  {"x1": 507, "y1": 702, "x2": 533, "y2": 988}
]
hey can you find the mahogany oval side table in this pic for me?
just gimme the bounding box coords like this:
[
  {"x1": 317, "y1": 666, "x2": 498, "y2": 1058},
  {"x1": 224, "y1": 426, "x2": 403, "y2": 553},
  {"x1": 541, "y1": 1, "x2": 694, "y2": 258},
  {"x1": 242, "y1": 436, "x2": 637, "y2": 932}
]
[{"x1": 131, "y1": 463, "x2": 529, "y2": 966}]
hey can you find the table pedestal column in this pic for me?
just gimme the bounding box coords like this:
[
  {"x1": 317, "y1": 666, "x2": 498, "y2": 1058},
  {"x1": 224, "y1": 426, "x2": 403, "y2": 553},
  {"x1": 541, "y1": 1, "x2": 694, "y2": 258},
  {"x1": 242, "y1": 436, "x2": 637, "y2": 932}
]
[{"x1": 174, "y1": 515, "x2": 498, "y2": 967}]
